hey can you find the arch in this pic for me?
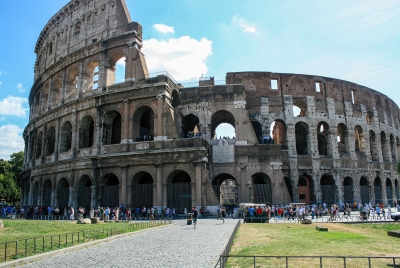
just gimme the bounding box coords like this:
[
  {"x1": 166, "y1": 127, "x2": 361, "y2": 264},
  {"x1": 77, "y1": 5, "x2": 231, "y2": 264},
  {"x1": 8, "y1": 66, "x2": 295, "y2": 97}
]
[
  {"x1": 211, "y1": 110, "x2": 235, "y2": 139},
  {"x1": 395, "y1": 179, "x2": 399, "y2": 203},
  {"x1": 107, "y1": 52, "x2": 127, "y2": 85},
  {"x1": 45, "y1": 126, "x2": 56, "y2": 156},
  {"x1": 43, "y1": 179, "x2": 52, "y2": 207},
  {"x1": 292, "y1": 99, "x2": 306, "y2": 117},
  {"x1": 131, "y1": 171, "x2": 154, "y2": 209},
  {"x1": 77, "y1": 175, "x2": 92, "y2": 211},
  {"x1": 213, "y1": 173, "x2": 238, "y2": 206},
  {"x1": 374, "y1": 177, "x2": 382, "y2": 204},
  {"x1": 41, "y1": 83, "x2": 49, "y2": 113},
  {"x1": 359, "y1": 177, "x2": 370, "y2": 205},
  {"x1": 32, "y1": 181, "x2": 39, "y2": 207},
  {"x1": 369, "y1": 130, "x2": 378, "y2": 161},
  {"x1": 320, "y1": 174, "x2": 337, "y2": 205},
  {"x1": 251, "y1": 173, "x2": 272, "y2": 204},
  {"x1": 28, "y1": 133, "x2": 35, "y2": 160},
  {"x1": 317, "y1": 121, "x2": 329, "y2": 155},
  {"x1": 271, "y1": 120, "x2": 287, "y2": 148},
  {"x1": 57, "y1": 178, "x2": 69, "y2": 208},
  {"x1": 366, "y1": 110, "x2": 374, "y2": 125},
  {"x1": 104, "y1": 111, "x2": 122, "y2": 145},
  {"x1": 79, "y1": 115, "x2": 95, "y2": 149},
  {"x1": 182, "y1": 114, "x2": 200, "y2": 138},
  {"x1": 298, "y1": 174, "x2": 314, "y2": 204},
  {"x1": 132, "y1": 106, "x2": 155, "y2": 141},
  {"x1": 83, "y1": 60, "x2": 100, "y2": 91},
  {"x1": 167, "y1": 170, "x2": 192, "y2": 214},
  {"x1": 386, "y1": 178, "x2": 393, "y2": 205},
  {"x1": 36, "y1": 131, "x2": 43, "y2": 159},
  {"x1": 295, "y1": 122, "x2": 308, "y2": 155},
  {"x1": 171, "y1": 90, "x2": 180, "y2": 107},
  {"x1": 66, "y1": 67, "x2": 79, "y2": 100},
  {"x1": 51, "y1": 77, "x2": 62, "y2": 107},
  {"x1": 343, "y1": 177, "x2": 353, "y2": 203},
  {"x1": 390, "y1": 134, "x2": 396, "y2": 161},
  {"x1": 354, "y1": 125, "x2": 366, "y2": 154},
  {"x1": 337, "y1": 123, "x2": 349, "y2": 154},
  {"x1": 60, "y1": 121, "x2": 73, "y2": 153},
  {"x1": 251, "y1": 120, "x2": 262, "y2": 144},
  {"x1": 381, "y1": 131, "x2": 390, "y2": 162},
  {"x1": 102, "y1": 173, "x2": 120, "y2": 208}
]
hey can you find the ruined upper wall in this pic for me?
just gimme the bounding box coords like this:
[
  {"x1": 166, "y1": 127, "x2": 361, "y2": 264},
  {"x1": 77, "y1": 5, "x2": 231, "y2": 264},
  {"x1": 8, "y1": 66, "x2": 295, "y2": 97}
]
[
  {"x1": 34, "y1": 0, "x2": 142, "y2": 79},
  {"x1": 226, "y1": 72, "x2": 400, "y2": 125}
]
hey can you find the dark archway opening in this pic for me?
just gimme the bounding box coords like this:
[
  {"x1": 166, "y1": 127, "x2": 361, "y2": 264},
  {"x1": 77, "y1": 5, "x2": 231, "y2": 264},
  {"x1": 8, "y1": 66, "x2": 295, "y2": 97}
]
[
  {"x1": 79, "y1": 116, "x2": 94, "y2": 149},
  {"x1": 133, "y1": 106, "x2": 154, "y2": 141},
  {"x1": 320, "y1": 175, "x2": 337, "y2": 205},
  {"x1": 60, "y1": 122, "x2": 73, "y2": 153},
  {"x1": 102, "y1": 173, "x2": 120, "y2": 208},
  {"x1": 251, "y1": 121, "x2": 262, "y2": 144},
  {"x1": 386, "y1": 178, "x2": 393, "y2": 205},
  {"x1": 57, "y1": 178, "x2": 69, "y2": 209},
  {"x1": 46, "y1": 127, "x2": 56, "y2": 156},
  {"x1": 360, "y1": 177, "x2": 370, "y2": 205},
  {"x1": 374, "y1": 177, "x2": 382, "y2": 204},
  {"x1": 182, "y1": 114, "x2": 200, "y2": 138},
  {"x1": 295, "y1": 122, "x2": 308, "y2": 155},
  {"x1": 167, "y1": 171, "x2": 191, "y2": 214},
  {"x1": 43, "y1": 180, "x2": 52, "y2": 207},
  {"x1": 343, "y1": 177, "x2": 353, "y2": 204},
  {"x1": 251, "y1": 173, "x2": 272, "y2": 204},
  {"x1": 77, "y1": 175, "x2": 92, "y2": 211},
  {"x1": 131, "y1": 172, "x2": 154, "y2": 209}
]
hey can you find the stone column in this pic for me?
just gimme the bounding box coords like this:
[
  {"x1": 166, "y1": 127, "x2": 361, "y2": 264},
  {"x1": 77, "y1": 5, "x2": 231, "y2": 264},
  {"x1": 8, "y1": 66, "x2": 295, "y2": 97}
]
[
  {"x1": 155, "y1": 95, "x2": 165, "y2": 140},
  {"x1": 334, "y1": 172, "x2": 343, "y2": 205},
  {"x1": 195, "y1": 161, "x2": 202, "y2": 207},
  {"x1": 47, "y1": 77, "x2": 53, "y2": 110},
  {"x1": 69, "y1": 187, "x2": 74, "y2": 207},
  {"x1": 122, "y1": 100, "x2": 130, "y2": 143},
  {"x1": 191, "y1": 182, "x2": 196, "y2": 208},
  {"x1": 162, "y1": 183, "x2": 167, "y2": 209},
  {"x1": 40, "y1": 128, "x2": 46, "y2": 164},
  {"x1": 154, "y1": 163, "x2": 163, "y2": 210},
  {"x1": 28, "y1": 178, "x2": 33, "y2": 206},
  {"x1": 61, "y1": 69, "x2": 66, "y2": 105},
  {"x1": 77, "y1": 60, "x2": 84, "y2": 98},
  {"x1": 90, "y1": 186, "x2": 97, "y2": 209},
  {"x1": 71, "y1": 111, "x2": 77, "y2": 157},
  {"x1": 51, "y1": 175, "x2": 57, "y2": 207},
  {"x1": 95, "y1": 107, "x2": 102, "y2": 155},
  {"x1": 54, "y1": 117, "x2": 60, "y2": 161},
  {"x1": 121, "y1": 166, "x2": 128, "y2": 206}
]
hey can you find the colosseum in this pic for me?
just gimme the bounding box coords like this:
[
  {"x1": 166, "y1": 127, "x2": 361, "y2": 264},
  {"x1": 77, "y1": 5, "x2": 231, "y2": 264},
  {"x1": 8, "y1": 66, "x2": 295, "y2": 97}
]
[{"x1": 20, "y1": 0, "x2": 400, "y2": 214}]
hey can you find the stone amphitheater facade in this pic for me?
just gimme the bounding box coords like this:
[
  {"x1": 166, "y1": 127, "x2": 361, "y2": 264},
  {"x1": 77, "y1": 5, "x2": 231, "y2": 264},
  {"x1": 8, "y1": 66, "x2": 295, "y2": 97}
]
[{"x1": 21, "y1": 0, "x2": 400, "y2": 213}]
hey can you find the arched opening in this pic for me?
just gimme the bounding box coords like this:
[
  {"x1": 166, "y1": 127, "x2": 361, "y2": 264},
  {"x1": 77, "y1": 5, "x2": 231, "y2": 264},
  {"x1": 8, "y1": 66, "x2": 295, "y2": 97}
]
[
  {"x1": 57, "y1": 178, "x2": 69, "y2": 209},
  {"x1": 390, "y1": 135, "x2": 396, "y2": 161},
  {"x1": 354, "y1": 126, "x2": 366, "y2": 154},
  {"x1": 41, "y1": 84, "x2": 49, "y2": 113},
  {"x1": 181, "y1": 114, "x2": 200, "y2": 138},
  {"x1": 83, "y1": 61, "x2": 100, "y2": 92},
  {"x1": 369, "y1": 131, "x2": 378, "y2": 161},
  {"x1": 43, "y1": 180, "x2": 52, "y2": 207},
  {"x1": 51, "y1": 77, "x2": 62, "y2": 107},
  {"x1": 79, "y1": 115, "x2": 95, "y2": 149},
  {"x1": 317, "y1": 121, "x2": 329, "y2": 155},
  {"x1": 360, "y1": 177, "x2": 370, "y2": 205},
  {"x1": 107, "y1": 53, "x2": 126, "y2": 85},
  {"x1": 251, "y1": 121, "x2": 262, "y2": 144},
  {"x1": 32, "y1": 181, "x2": 39, "y2": 207},
  {"x1": 102, "y1": 173, "x2": 120, "y2": 208},
  {"x1": 386, "y1": 178, "x2": 393, "y2": 205},
  {"x1": 66, "y1": 68, "x2": 79, "y2": 100},
  {"x1": 320, "y1": 174, "x2": 337, "y2": 205},
  {"x1": 36, "y1": 131, "x2": 43, "y2": 159},
  {"x1": 132, "y1": 106, "x2": 154, "y2": 141},
  {"x1": 213, "y1": 174, "x2": 238, "y2": 206},
  {"x1": 343, "y1": 177, "x2": 353, "y2": 203},
  {"x1": 251, "y1": 173, "x2": 272, "y2": 203},
  {"x1": 45, "y1": 126, "x2": 56, "y2": 156},
  {"x1": 395, "y1": 179, "x2": 399, "y2": 202},
  {"x1": 271, "y1": 120, "x2": 287, "y2": 148},
  {"x1": 211, "y1": 110, "x2": 235, "y2": 140},
  {"x1": 284, "y1": 177, "x2": 293, "y2": 202},
  {"x1": 171, "y1": 90, "x2": 180, "y2": 107},
  {"x1": 131, "y1": 172, "x2": 154, "y2": 209},
  {"x1": 298, "y1": 174, "x2": 313, "y2": 204},
  {"x1": 293, "y1": 99, "x2": 306, "y2": 117},
  {"x1": 366, "y1": 110, "x2": 374, "y2": 125},
  {"x1": 60, "y1": 121, "x2": 73, "y2": 153},
  {"x1": 104, "y1": 111, "x2": 122, "y2": 145},
  {"x1": 77, "y1": 175, "x2": 92, "y2": 211},
  {"x1": 381, "y1": 131, "x2": 390, "y2": 162},
  {"x1": 374, "y1": 177, "x2": 382, "y2": 204},
  {"x1": 295, "y1": 122, "x2": 308, "y2": 155},
  {"x1": 28, "y1": 134, "x2": 35, "y2": 160},
  {"x1": 337, "y1": 123, "x2": 349, "y2": 154},
  {"x1": 167, "y1": 171, "x2": 191, "y2": 214}
]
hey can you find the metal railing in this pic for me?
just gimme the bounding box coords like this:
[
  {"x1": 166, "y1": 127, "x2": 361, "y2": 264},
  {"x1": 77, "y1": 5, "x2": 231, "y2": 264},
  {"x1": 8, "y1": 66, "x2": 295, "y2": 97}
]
[
  {"x1": 217, "y1": 255, "x2": 400, "y2": 268},
  {"x1": 0, "y1": 219, "x2": 172, "y2": 263},
  {"x1": 214, "y1": 220, "x2": 241, "y2": 268}
]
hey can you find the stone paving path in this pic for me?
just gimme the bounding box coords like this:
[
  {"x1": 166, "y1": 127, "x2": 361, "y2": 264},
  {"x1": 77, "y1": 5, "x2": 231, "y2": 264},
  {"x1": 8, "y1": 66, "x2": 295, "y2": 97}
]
[{"x1": 18, "y1": 218, "x2": 239, "y2": 268}]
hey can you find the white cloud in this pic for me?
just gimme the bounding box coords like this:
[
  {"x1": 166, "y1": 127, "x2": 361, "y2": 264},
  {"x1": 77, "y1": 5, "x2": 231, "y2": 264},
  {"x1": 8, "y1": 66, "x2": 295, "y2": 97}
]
[
  {"x1": 17, "y1": 83, "x2": 25, "y2": 92},
  {"x1": 0, "y1": 96, "x2": 28, "y2": 117},
  {"x1": 153, "y1": 23, "x2": 175, "y2": 34},
  {"x1": 233, "y1": 16, "x2": 257, "y2": 33},
  {"x1": 143, "y1": 36, "x2": 212, "y2": 81},
  {"x1": 0, "y1": 124, "x2": 24, "y2": 160},
  {"x1": 0, "y1": 71, "x2": 4, "y2": 76},
  {"x1": 0, "y1": 82, "x2": 2, "y2": 86}
]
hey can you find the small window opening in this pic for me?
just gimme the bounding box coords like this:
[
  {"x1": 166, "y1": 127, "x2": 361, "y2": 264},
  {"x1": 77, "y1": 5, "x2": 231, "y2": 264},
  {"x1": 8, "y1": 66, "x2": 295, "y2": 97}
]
[
  {"x1": 74, "y1": 22, "x2": 81, "y2": 36},
  {"x1": 315, "y1": 82, "x2": 321, "y2": 92},
  {"x1": 92, "y1": 66, "x2": 100, "y2": 90},
  {"x1": 320, "y1": 125, "x2": 324, "y2": 132},
  {"x1": 337, "y1": 135, "x2": 341, "y2": 142},
  {"x1": 271, "y1": 79, "x2": 278, "y2": 90},
  {"x1": 49, "y1": 43, "x2": 53, "y2": 55},
  {"x1": 75, "y1": 76, "x2": 79, "y2": 89}
]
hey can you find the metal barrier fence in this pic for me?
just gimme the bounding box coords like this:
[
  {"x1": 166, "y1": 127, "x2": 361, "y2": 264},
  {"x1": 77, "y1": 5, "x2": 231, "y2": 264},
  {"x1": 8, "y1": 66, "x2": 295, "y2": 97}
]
[
  {"x1": 214, "y1": 219, "x2": 241, "y2": 268},
  {"x1": 0, "y1": 219, "x2": 172, "y2": 263},
  {"x1": 217, "y1": 255, "x2": 400, "y2": 268}
]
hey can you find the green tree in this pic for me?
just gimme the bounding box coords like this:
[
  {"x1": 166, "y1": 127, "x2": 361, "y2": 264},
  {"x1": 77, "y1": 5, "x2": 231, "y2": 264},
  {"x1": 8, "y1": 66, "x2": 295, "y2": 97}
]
[{"x1": 0, "y1": 151, "x2": 24, "y2": 203}]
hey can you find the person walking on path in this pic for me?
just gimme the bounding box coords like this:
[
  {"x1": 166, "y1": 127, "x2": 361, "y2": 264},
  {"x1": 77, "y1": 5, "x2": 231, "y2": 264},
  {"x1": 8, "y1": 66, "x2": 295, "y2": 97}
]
[
  {"x1": 220, "y1": 207, "x2": 227, "y2": 224},
  {"x1": 192, "y1": 206, "x2": 199, "y2": 229}
]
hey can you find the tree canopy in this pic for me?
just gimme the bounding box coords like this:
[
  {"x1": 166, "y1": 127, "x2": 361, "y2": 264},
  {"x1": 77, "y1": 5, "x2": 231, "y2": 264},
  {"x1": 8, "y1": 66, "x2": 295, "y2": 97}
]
[{"x1": 0, "y1": 151, "x2": 24, "y2": 203}]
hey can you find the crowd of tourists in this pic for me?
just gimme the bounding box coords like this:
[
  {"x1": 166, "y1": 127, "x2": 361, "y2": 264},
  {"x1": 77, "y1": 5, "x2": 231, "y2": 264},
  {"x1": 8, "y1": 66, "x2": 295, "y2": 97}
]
[{"x1": 241, "y1": 201, "x2": 398, "y2": 223}]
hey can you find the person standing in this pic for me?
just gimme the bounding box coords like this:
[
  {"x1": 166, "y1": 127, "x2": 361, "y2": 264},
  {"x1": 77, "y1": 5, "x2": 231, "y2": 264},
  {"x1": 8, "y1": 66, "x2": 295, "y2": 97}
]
[
  {"x1": 69, "y1": 207, "x2": 74, "y2": 221},
  {"x1": 192, "y1": 206, "x2": 199, "y2": 229},
  {"x1": 220, "y1": 207, "x2": 226, "y2": 224}
]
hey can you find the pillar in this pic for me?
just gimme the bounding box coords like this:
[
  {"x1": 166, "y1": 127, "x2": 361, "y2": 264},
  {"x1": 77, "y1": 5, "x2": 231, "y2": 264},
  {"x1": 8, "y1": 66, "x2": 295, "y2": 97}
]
[
  {"x1": 121, "y1": 166, "x2": 128, "y2": 206},
  {"x1": 122, "y1": 100, "x2": 130, "y2": 143},
  {"x1": 195, "y1": 161, "x2": 202, "y2": 207},
  {"x1": 155, "y1": 163, "x2": 163, "y2": 210}
]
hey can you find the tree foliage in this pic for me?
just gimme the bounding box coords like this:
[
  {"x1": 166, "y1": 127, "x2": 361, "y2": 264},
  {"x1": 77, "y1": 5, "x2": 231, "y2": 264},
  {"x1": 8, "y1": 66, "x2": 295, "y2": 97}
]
[{"x1": 0, "y1": 151, "x2": 24, "y2": 203}]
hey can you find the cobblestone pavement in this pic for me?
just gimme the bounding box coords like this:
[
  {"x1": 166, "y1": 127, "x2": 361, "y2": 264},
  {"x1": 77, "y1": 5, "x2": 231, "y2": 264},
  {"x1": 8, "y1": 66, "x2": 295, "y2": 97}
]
[{"x1": 18, "y1": 218, "x2": 238, "y2": 268}]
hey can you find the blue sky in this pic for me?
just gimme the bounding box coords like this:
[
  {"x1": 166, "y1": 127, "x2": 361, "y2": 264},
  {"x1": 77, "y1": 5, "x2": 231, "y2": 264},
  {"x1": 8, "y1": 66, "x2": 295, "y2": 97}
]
[{"x1": 0, "y1": 0, "x2": 399, "y2": 159}]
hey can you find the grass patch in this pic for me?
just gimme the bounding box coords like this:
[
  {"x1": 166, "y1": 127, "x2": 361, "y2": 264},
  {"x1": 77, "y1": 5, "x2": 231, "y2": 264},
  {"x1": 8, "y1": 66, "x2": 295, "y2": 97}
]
[
  {"x1": 226, "y1": 223, "x2": 400, "y2": 268},
  {"x1": 0, "y1": 220, "x2": 167, "y2": 263}
]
